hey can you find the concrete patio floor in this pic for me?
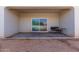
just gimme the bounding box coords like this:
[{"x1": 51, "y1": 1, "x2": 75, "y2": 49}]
[
  {"x1": 0, "y1": 39, "x2": 79, "y2": 52},
  {"x1": 8, "y1": 32, "x2": 70, "y2": 39}
]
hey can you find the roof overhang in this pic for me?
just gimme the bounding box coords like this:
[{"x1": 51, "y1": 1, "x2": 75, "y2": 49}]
[{"x1": 6, "y1": 6, "x2": 73, "y2": 13}]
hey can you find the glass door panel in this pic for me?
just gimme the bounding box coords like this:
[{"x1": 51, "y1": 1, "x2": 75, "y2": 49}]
[
  {"x1": 32, "y1": 19, "x2": 40, "y2": 25},
  {"x1": 40, "y1": 19, "x2": 47, "y2": 31},
  {"x1": 32, "y1": 18, "x2": 47, "y2": 32},
  {"x1": 32, "y1": 18, "x2": 40, "y2": 31},
  {"x1": 32, "y1": 26, "x2": 40, "y2": 31},
  {"x1": 40, "y1": 26, "x2": 47, "y2": 31}
]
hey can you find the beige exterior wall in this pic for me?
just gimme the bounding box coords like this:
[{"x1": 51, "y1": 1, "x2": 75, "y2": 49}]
[
  {"x1": 19, "y1": 13, "x2": 59, "y2": 32},
  {"x1": 59, "y1": 8, "x2": 74, "y2": 36},
  {"x1": 74, "y1": 7, "x2": 79, "y2": 38},
  {"x1": 0, "y1": 6, "x2": 5, "y2": 38},
  {"x1": 0, "y1": 6, "x2": 77, "y2": 38},
  {"x1": 4, "y1": 8, "x2": 19, "y2": 37}
]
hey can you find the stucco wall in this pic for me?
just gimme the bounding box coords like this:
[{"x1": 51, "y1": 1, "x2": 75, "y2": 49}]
[
  {"x1": 19, "y1": 13, "x2": 59, "y2": 32},
  {"x1": 59, "y1": 8, "x2": 74, "y2": 36},
  {"x1": 0, "y1": 6, "x2": 4, "y2": 38},
  {"x1": 74, "y1": 7, "x2": 79, "y2": 38},
  {"x1": 4, "y1": 8, "x2": 19, "y2": 37}
]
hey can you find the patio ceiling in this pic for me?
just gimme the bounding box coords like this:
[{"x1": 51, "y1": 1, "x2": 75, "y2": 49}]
[{"x1": 7, "y1": 6, "x2": 72, "y2": 13}]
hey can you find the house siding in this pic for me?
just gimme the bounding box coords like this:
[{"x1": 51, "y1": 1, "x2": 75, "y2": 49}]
[
  {"x1": 19, "y1": 13, "x2": 59, "y2": 32},
  {"x1": 59, "y1": 7, "x2": 74, "y2": 36},
  {"x1": 74, "y1": 7, "x2": 79, "y2": 38},
  {"x1": 4, "y1": 8, "x2": 19, "y2": 37},
  {"x1": 0, "y1": 6, "x2": 5, "y2": 38}
]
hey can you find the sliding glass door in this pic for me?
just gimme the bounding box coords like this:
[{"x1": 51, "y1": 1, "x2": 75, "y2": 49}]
[{"x1": 32, "y1": 18, "x2": 47, "y2": 32}]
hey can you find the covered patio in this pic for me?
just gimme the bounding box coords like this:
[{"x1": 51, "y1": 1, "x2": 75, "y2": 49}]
[{"x1": 3, "y1": 6, "x2": 74, "y2": 39}]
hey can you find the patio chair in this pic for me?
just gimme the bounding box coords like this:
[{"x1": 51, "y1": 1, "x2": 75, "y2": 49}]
[{"x1": 50, "y1": 27, "x2": 63, "y2": 33}]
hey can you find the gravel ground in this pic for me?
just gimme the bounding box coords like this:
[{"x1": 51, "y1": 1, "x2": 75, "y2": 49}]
[{"x1": 0, "y1": 39, "x2": 79, "y2": 52}]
